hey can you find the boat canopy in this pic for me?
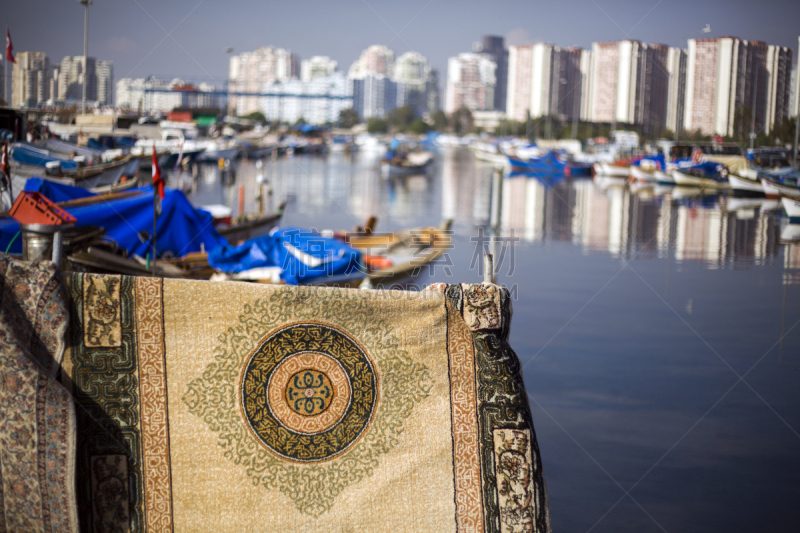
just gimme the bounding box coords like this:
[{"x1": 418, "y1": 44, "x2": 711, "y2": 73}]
[
  {"x1": 704, "y1": 155, "x2": 750, "y2": 173},
  {"x1": 0, "y1": 179, "x2": 227, "y2": 257},
  {"x1": 208, "y1": 227, "x2": 363, "y2": 285},
  {"x1": 11, "y1": 143, "x2": 78, "y2": 170}
]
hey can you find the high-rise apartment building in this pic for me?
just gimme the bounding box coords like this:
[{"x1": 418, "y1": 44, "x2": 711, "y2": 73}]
[
  {"x1": 583, "y1": 40, "x2": 669, "y2": 134},
  {"x1": 579, "y1": 50, "x2": 593, "y2": 121},
  {"x1": 445, "y1": 53, "x2": 496, "y2": 113},
  {"x1": 352, "y1": 74, "x2": 397, "y2": 119},
  {"x1": 426, "y1": 69, "x2": 440, "y2": 112},
  {"x1": 394, "y1": 51, "x2": 438, "y2": 116},
  {"x1": 58, "y1": 56, "x2": 96, "y2": 102},
  {"x1": 49, "y1": 67, "x2": 59, "y2": 104},
  {"x1": 506, "y1": 44, "x2": 582, "y2": 122},
  {"x1": 684, "y1": 37, "x2": 768, "y2": 136},
  {"x1": 349, "y1": 45, "x2": 395, "y2": 79},
  {"x1": 11, "y1": 51, "x2": 51, "y2": 108},
  {"x1": 96, "y1": 60, "x2": 113, "y2": 106},
  {"x1": 666, "y1": 48, "x2": 687, "y2": 135},
  {"x1": 765, "y1": 45, "x2": 793, "y2": 131},
  {"x1": 476, "y1": 36, "x2": 508, "y2": 112},
  {"x1": 116, "y1": 77, "x2": 220, "y2": 113},
  {"x1": 229, "y1": 46, "x2": 299, "y2": 115},
  {"x1": 301, "y1": 56, "x2": 338, "y2": 82},
  {"x1": 793, "y1": 37, "x2": 800, "y2": 118},
  {"x1": 790, "y1": 64, "x2": 797, "y2": 118},
  {"x1": 263, "y1": 73, "x2": 352, "y2": 124}
]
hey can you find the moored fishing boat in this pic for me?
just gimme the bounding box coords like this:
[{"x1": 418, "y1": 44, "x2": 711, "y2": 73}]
[
  {"x1": 761, "y1": 173, "x2": 800, "y2": 199},
  {"x1": 593, "y1": 161, "x2": 630, "y2": 178},
  {"x1": 782, "y1": 197, "x2": 800, "y2": 220},
  {"x1": 728, "y1": 173, "x2": 764, "y2": 197},
  {"x1": 629, "y1": 165, "x2": 657, "y2": 183},
  {"x1": 672, "y1": 161, "x2": 729, "y2": 188},
  {"x1": 9, "y1": 143, "x2": 138, "y2": 192},
  {"x1": 382, "y1": 138, "x2": 435, "y2": 178}
]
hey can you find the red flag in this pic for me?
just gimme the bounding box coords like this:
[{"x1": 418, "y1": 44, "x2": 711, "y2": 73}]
[
  {"x1": 1, "y1": 143, "x2": 9, "y2": 178},
  {"x1": 691, "y1": 147, "x2": 703, "y2": 164},
  {"x1": 5, "y1": 28, "x2": 15, "y2": 64},
  {"x1": 152, "y1": 145, "x2": 164, "y2": 200},
  {"x1": 152, "y1": 144, "x2": 164, "y2": 217}
]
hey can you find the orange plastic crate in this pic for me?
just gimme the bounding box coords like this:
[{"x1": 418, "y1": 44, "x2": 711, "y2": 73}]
[{"x1": 9, "y1": 191, "x2": 77, "y2": 225}]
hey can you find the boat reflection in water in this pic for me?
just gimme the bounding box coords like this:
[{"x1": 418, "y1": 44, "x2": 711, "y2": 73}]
[{"x1": 492, "y1": 164, "x2": 787, "y2": 276}]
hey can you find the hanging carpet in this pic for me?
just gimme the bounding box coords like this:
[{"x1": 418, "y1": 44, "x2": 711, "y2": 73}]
[{"x1": 61, "y1": 274, "x2": 550, "y2": 532}]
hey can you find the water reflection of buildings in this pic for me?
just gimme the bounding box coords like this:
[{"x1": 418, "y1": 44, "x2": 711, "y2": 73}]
[
  {"x1": 441, "y1": 149, "x2": 491, "y2": 223},
  {"x1": 499, "y1": 176, "x2": 784, "y2": 268},
  {"x1": 784, "y1": 241, "x2": 800, "y2": 285}
]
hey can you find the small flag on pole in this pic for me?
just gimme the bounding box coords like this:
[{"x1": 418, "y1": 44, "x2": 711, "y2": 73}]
[
  {"x1": 1, "y1": 142, "x2": 12, "y2": 207},
  {"x1": 1, "y1": 142, "x2": 9, "y2": 179},
  {"x1": 691, "y1": 147, "x2": 703, "y2": 164},
  {"x1": 5, "y1": 28, "x2": 15, "y2": 64},
  {"x1": 152, "y1": 144, "x2": 164, "y2": 216}
]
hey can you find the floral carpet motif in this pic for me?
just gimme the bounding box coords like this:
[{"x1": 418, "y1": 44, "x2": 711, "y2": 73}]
[{"x1": 0, "y1": 255, "x2": 78, "y2": 533}]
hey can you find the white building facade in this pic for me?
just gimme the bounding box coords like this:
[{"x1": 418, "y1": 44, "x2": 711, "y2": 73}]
[
  {"x1": 261, "y1": 73, "x2": 352, "y2": 124},
  {"x1": 301, "y1": 56, "x2": 338, "y2": 82},
  {"x1": 445, "y1": 53, "x2": 496, "y2": 113},
  {"x1": 229, "y1": 46, "x2": 299, "y2": 116}
]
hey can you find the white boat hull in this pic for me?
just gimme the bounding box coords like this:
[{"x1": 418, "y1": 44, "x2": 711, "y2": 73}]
[
  {"x1": 672, "y1": 169, "x2": 729, "y2": 188},
  {"x1": 782, "y1": 197, "x2": 800, "y2": 219},
  {"x1": 728, "y1": 174, "x2": 764, "y2": 195},
  {"x1": 473, "y1": 150, "x2": 509, "y2": 165},
  {"x1": 629, "y1": 165, "x2": 657, "y2": 182},
  {"x1": 654, "y1": 170, "x2": 674, "y2": 184},
  {"x1": 593, "y1": 162, "x2": 629, "y2": 177},
  {"x1": 197, "y1": 147, "x2": 240, "y2": 162},
  {"x1": 762, "y1": 178, "x2": 800, "y2": 199}
]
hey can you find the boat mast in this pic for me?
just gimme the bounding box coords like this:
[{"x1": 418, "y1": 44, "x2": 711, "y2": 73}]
[
  {"x1": 794, "y1": 106, "x2": 799, "y2": 169},
  {"x1": 79, "y1": 0, "x2": 91, "y2": 116}
]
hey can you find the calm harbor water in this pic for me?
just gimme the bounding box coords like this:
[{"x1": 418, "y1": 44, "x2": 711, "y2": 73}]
[{"x1": 172, "y1": 147, "x2": 800, "y2": 532}]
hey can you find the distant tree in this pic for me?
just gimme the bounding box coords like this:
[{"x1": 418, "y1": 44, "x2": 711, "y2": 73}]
[
  {"x1": 450, "y1": 106, "x2": 474, "y2": 136},
  {"x1": 388, "y1": 105, "x2": 415, "y2": 132},
  {"x1": 367, "y1": 118, "x2": 388, "y2": 134},
  {"x1": 431, "y1": 109, "x2": 448, "y2": 132},
  {"x1": 408, "y1": 119, "x2": 431, "y2": 135},
  {"x1": 241, "y1": 111, "x2": 268, "y2": 124},
  {"x1": 294, "y1": 117, "x2": 307, "y2": 126},
  {"x1": 660, "y1": 129, "x2": 675, "y2": 140},
  {"x1": 338, "y1": 108, "x2": 360, "y2": 129}
]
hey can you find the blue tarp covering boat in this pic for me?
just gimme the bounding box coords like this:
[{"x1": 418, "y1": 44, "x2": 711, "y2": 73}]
[
  {"x1": 507, "y1": 151, "x2": 566, "y2": 176},
  {"x1": 0, "y1": 179, "x2": 227, "y2": 257},
  {"x1": 23, "y1": 177, "x2": 95, "y2": 202},
  {"x1": 208, "y1": 227, "x2": 363, "y2": 285},
  {"x1": 11, "y1": 143, "x2": 78, "y2": 170}
]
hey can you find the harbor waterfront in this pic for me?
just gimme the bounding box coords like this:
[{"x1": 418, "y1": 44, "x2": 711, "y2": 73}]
[
  {"x1": 146, "y1": 146, "x2": 800, "y2": 531},
  {"x1": 4, "y1": 2, "x2": 800, "y2": 530}
]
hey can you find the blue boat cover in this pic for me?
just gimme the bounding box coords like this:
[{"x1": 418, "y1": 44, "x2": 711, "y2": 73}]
[
  {"x1": 508, "y1": 150, "x2": 566, "y2": 176},
  {"x1": 0, "y1": 181, "x2": 227, "y2": 257},
  {"x1": 23, "y1": 177, "x2": 95, "y2": 202},
  {"x1": 688, "y1": 161, "x2": 725, "y2": 177},
  {"x1": 11, "y1": 143, "x2": 78, "y2": 170},
  {"x1": 208, "y1": 227, "x2": 363, "y2": 285}
]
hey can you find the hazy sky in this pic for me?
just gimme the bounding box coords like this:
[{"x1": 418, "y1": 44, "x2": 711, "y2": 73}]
[{"x1": 4, "y1": 0, "x2": 799, "y2": 87}]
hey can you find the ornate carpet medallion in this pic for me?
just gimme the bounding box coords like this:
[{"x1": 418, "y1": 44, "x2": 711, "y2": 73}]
[
  {"x1": 241, "y1": 322, "x2": 378, "y2": 461},
  {"x1": 183, "y1": 288, "x2": 433, "y2": 516}
]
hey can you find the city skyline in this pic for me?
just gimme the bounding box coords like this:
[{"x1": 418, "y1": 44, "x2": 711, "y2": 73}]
[{"x1": 3, "y1": 0, "x2": 799, "y2": 90}]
